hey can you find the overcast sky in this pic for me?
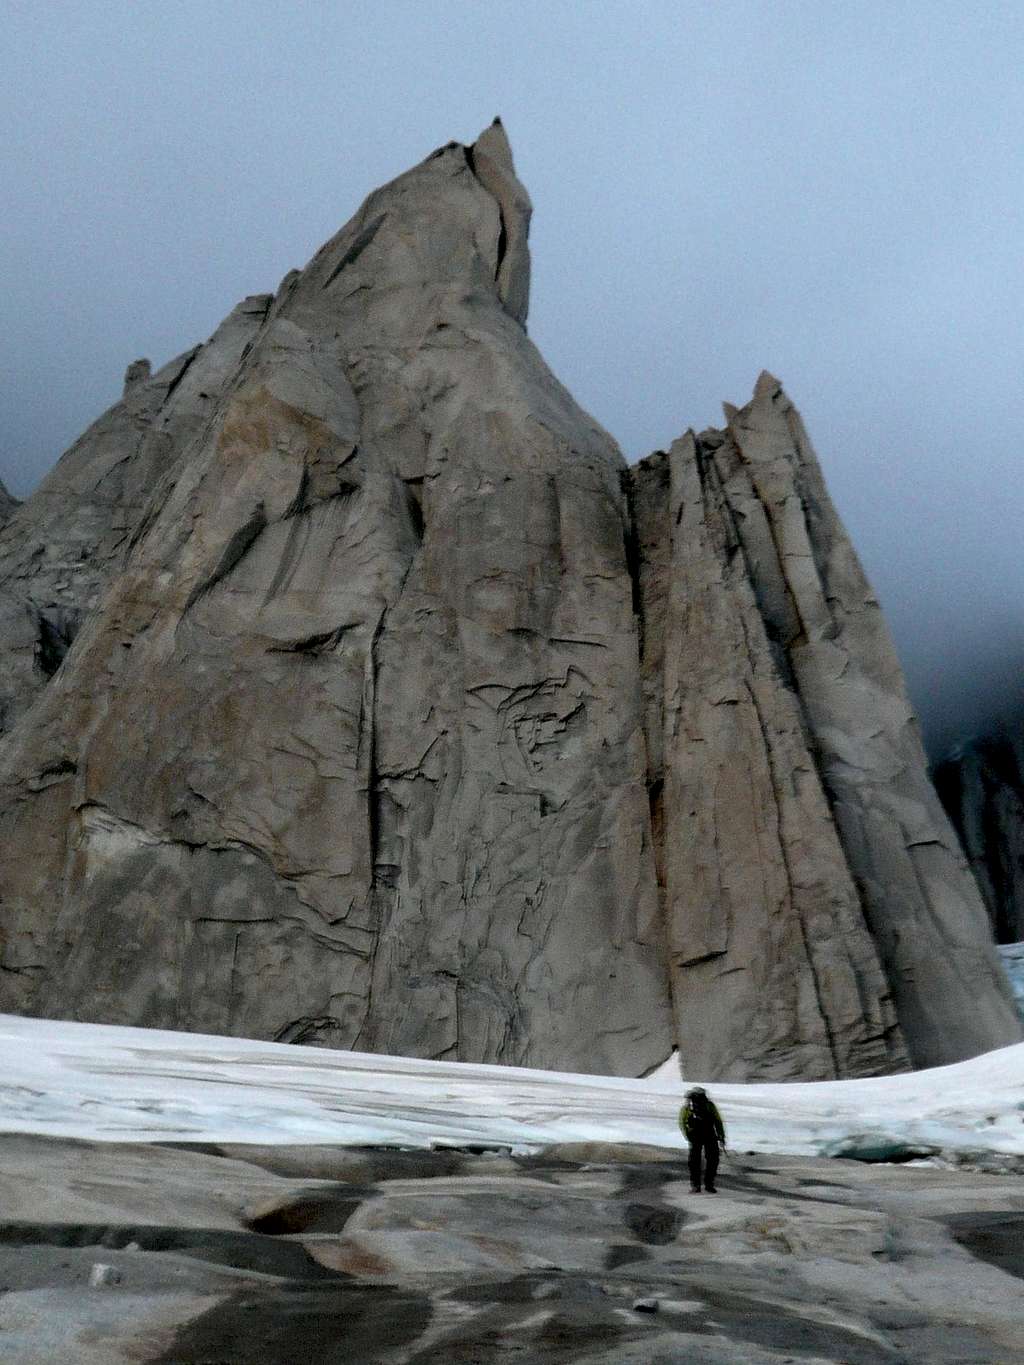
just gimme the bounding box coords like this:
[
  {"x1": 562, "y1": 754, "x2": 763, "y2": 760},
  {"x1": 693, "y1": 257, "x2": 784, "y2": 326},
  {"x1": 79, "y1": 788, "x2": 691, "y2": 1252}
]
[{"x1": 4, "y1": 1, "x2": 1023, "y2": 756}]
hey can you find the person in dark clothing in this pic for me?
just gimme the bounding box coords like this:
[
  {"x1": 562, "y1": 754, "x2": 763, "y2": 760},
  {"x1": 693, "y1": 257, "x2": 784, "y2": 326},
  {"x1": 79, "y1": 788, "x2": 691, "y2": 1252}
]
[{"x1": 679, "y1": 1086, "x2": 726, "y2": 1193}]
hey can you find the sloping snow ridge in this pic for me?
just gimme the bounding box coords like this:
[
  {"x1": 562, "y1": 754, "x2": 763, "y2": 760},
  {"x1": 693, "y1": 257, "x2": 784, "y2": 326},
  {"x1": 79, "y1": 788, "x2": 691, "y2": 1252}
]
[{"x1": 0, "y1": 1014, "x2": 1021, "y2": 1160}]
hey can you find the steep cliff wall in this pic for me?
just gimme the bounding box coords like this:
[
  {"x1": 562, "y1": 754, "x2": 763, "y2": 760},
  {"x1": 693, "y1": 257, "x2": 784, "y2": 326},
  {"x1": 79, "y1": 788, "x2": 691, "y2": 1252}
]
[
  {"x1": 0, "y1": 122, "x2": 673, "y2": 1076},
  {"x1": 0, "y1": 123, "x2": 1017, "y2": 1077},
  {"x1": 632, "y1": 429, "x2": 907, "y2": 1081},
  {"x1": 935, "y1": 732, "x2": 1024, "y2": 944},
  {"x1": 634, "y1": 383, "x2": 1019, "y2": 1073}
]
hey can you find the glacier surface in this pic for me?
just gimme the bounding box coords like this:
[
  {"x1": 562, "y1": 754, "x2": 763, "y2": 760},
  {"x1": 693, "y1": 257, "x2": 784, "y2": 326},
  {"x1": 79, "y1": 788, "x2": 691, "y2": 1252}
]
[{"x1": 0, "y1": 1014, "x2": 1021, "y2": 1161}]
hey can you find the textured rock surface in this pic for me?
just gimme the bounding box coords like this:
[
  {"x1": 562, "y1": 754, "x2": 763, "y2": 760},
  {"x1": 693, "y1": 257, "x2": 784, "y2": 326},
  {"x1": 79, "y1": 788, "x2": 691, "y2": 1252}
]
[
  {"x1": 0, "y1": 122, "x2": 1018, "y2": 1078},
  {"x1": 632, "y1": 380, "x2": 1019, "y2": 1073},
  {"x1": 935, "y1": 730, "x2": 1024, "y2": 944},
  {"x1": 0, "y1": 121, "x2": 672, "y2": 1075},
  {"x1": 632, "y1": 433, "x2": 907, "y2": 1081},
  {"x1": 0, "y1": 299, "x2": 269, "y2": 736},
  {"x1": 0, "y1": 1136, "x2": 1022, "y2": 1364}
]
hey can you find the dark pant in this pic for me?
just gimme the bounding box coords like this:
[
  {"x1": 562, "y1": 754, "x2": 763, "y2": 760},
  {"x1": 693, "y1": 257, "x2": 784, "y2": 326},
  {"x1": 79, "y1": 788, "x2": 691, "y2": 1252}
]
[{"x1": 688, "y1": 1136, "x2": 719, "y2": 1190}]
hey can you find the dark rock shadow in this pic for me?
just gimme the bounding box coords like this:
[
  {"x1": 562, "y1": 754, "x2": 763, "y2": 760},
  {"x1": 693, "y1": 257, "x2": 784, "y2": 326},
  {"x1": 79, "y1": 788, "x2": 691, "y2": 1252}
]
[
  {"x1": 151, "y1": 1282, "x2": 431, "y2": 1365},
  {"x1": 943, "y1": 1212, "x2": 1024, "y2": 1281},
  {"x1": 246, "y1": 1186, "x2": 372, "y2": 1235},
  {"x1": 623, "y1": 1202, "x2": 683, "y2": 1245},
  {"x1": 605, "y1": 1242, "x2": 650, "y2": 1269},
  {"x1": 0, "y1": 1222, "x2": 343, "y2": 1282}
]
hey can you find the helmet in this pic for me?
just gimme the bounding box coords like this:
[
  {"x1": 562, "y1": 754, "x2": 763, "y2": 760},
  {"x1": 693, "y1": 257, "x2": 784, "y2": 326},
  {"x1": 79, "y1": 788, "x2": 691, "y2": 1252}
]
[{"x1": 686, "y1": 1086, "x2": 707, "y2": 1098}]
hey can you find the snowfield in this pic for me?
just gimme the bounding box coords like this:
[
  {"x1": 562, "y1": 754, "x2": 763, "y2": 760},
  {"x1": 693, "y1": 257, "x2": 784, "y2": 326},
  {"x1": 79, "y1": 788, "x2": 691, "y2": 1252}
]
[{"x1": 0, "y1": 1014, "x2": 1021, "y2": 1160}]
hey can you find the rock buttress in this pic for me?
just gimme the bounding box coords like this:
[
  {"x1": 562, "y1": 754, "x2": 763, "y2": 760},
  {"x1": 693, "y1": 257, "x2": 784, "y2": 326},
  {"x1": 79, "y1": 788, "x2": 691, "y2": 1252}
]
[
  {"x1": 635, "y1": 375, "x2": 1021, "y2": 1073},
  {"x1": 633, "y1": 436, "x2": 908, "y2": 1081}
]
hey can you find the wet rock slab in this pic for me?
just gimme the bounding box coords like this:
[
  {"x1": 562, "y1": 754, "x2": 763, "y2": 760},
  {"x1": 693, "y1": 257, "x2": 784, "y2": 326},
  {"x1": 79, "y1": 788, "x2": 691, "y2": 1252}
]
[{"x1": 0, "y1": 1136, "x2": 1021, "y2": 1362}]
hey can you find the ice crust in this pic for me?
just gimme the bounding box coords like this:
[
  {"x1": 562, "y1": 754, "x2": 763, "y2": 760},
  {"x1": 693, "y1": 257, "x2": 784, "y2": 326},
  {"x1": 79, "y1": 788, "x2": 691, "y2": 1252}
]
[{"x1": 0, "y1": 1014, "x2": 1021, "y2": 1159}]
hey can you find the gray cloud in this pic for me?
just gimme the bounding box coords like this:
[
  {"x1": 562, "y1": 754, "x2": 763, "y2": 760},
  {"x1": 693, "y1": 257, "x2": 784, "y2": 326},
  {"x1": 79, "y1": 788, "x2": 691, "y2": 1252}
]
[{"x1": 3, "y1": 1, "x2": 1023, "y2": 756}]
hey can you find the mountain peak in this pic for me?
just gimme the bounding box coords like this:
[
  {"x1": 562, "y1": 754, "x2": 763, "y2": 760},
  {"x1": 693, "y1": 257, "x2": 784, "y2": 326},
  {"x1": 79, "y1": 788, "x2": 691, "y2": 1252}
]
[
  {"x1": 467, "y1": 117, "x2": 532, "y2": 325},
  {"x1": 0, "y1": 127, "x2": 1016, "y2": 1081}
]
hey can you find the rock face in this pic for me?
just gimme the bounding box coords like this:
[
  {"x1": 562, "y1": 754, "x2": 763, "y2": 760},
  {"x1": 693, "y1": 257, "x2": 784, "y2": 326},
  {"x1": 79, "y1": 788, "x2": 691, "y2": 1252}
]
[
  {"x1": 0, "y1": 300, "x2": 269, "y2": 737},
  {"x1": 999, "y1": 943, "x2": 1024, "y2": 1022},
  {"x1": 632, "y1": 384, "x2": 1020, "y2": 1074},
  {"x1": 632, "y1": 426, "x2": 907, "y2": 1081},
  {"x1": 0, "y1": 122, "x2": 672, "y2": 1077},
  {"x1": 0, "y1": 121, "x2": 1018, "y2": 1078},
  {"x1": 935, "y1": 731, "x2": 1024, "y2": 945}
]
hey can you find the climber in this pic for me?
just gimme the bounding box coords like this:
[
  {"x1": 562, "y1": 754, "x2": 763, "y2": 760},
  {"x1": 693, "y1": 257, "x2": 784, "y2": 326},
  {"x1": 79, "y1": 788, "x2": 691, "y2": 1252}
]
[{"x1": 680, "y1": 1086, "x2": 726, "y2": 1193}]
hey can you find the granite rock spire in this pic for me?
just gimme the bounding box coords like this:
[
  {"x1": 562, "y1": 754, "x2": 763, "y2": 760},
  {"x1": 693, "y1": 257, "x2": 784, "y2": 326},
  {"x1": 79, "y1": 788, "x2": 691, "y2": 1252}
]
[
  {"x1": 632, "y1": 377, "x2": 1020, "y2": 1075},
  {"x1": 0, "y1": 126, "x2": 1017, "y2": 1077}
]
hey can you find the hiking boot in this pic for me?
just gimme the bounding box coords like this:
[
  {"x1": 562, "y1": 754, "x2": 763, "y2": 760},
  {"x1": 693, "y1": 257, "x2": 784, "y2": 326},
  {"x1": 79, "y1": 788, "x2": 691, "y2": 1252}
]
[
  {"x1": 690, "y1": 1186, "x2": 702, "y2": 1193},
  {"x1": 705, "y1": 1185, "x2": 717, "y2": 1194}
]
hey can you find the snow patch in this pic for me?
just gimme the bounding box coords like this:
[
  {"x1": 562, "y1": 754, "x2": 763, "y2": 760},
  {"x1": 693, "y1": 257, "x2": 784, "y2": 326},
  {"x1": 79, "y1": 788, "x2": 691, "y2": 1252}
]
[{"x1": 0, "y1": 1014, "x2": 1021, "y2": 1159}]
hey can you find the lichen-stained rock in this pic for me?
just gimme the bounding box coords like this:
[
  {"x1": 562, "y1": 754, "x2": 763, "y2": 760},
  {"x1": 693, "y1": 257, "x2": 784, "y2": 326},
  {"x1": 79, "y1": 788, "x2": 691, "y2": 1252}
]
[
  {"x1": 641, "y1": 375, "x2": 1018, "y2": 1072},
  {"x1": 633, "y1": 435, "x2": 908, "y2": 1081},
  {"x1": 0, "y1": 297, "x2": 270, "y2": 736},
  {"x1": 934, "y1": 731, "x2": 1024, "y2": 945},
  {"x1": 0, "y1": 122, "x2": 673, "y2": 1074}
]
